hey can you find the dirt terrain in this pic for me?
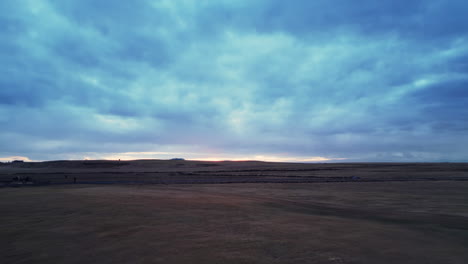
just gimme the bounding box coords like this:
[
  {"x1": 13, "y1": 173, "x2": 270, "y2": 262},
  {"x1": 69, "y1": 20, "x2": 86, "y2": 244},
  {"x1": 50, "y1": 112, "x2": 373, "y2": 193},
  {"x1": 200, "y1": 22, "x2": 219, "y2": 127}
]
[
  {"x1": 1, "y1": 161, "x2": 468, "y2": 263},
  {"x1": 1, "y1": 160, "x2": 468, "y2": 185}
]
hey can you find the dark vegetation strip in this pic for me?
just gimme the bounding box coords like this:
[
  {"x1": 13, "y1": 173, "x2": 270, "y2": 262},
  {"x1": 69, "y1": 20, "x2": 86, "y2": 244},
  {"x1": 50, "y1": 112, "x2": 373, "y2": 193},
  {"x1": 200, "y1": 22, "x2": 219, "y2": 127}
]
[{"x1": 3, "y1": 176, "x2": 468, "y2": 188}]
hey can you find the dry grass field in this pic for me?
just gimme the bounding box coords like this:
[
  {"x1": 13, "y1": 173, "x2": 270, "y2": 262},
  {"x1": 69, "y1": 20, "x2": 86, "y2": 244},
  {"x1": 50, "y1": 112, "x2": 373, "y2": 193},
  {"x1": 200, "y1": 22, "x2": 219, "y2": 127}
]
[
  {"x1": 1, "y1": 161, "x2": 468, "y2": 263},
  {"x1": 2, "y1": 160, "x2": 468, "y2": 185}
]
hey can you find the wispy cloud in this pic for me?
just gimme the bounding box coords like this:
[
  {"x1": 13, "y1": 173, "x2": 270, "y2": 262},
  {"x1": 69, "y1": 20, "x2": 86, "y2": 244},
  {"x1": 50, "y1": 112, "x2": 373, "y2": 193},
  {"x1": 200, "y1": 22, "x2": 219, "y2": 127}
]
[{"x1": 1, "y1": 0, "x2": 468, "y2": 162}]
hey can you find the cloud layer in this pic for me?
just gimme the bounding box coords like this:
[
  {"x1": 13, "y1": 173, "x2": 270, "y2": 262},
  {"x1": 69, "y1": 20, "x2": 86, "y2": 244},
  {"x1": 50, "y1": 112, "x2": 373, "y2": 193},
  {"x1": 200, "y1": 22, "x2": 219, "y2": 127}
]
[{"x1": 1, "y1": 0, "x2": 468, "y2": 161}]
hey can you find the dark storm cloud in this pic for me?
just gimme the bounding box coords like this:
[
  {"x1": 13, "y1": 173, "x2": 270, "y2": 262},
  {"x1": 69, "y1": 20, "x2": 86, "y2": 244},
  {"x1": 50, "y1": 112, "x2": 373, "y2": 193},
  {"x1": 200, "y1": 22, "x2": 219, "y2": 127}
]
[
  {"x1": 408, "y1": 79, "x2": 468, "y2": 128},
  {"x1": 1, "y1": 0, "x2": 468, "y2": 161},
  {"x1": 254, "y1": 1, "x2": 425, "y2": 34}
]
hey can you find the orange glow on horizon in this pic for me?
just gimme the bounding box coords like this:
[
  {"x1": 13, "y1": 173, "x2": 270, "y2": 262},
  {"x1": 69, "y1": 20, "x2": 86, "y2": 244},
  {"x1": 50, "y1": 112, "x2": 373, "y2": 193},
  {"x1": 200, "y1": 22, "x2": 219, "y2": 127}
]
[
  {"x1": 190, "y1": 156, "x2": 347, "y2": 163},
  {"x1": 100, "y1": 152, "x2": 347, "y2": 163},
  {"x1": 0, "y1": 153, "x2": 346, "y2": 163}
]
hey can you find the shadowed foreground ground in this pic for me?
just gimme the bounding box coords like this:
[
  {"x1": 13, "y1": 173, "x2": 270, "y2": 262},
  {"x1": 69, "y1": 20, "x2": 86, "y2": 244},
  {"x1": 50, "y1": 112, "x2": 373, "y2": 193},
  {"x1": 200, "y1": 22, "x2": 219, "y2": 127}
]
[{"x1": 1, "y1": 181, "x2": 468, "y2": 264}]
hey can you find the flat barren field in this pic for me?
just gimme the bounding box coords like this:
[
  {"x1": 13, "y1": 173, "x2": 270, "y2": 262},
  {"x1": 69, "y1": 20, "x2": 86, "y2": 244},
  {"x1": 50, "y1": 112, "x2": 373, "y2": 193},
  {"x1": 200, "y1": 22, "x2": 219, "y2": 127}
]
[
  {"x1": 2, "y1": 160, "x2": 468, "y2": 185},
  {"x1": 1, "y1": 161, "x2": 468, "y2": 263}
]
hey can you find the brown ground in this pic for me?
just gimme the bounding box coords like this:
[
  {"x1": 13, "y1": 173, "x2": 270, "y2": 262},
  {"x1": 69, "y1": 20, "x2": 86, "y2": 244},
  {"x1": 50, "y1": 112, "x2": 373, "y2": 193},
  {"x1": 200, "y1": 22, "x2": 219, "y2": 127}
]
[
  {"x1": 1, "y1": 160, "x2": 468, "y2": 185},
  {"x1": 1, "y1": 161, "x2": 468, "y2": 263}
]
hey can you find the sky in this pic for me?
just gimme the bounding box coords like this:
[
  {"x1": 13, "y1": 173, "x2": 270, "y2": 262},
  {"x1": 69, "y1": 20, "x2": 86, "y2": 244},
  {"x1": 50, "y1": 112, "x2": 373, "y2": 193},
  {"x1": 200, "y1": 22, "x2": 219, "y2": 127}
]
[{"x1": 1, "y1": 0, "x2": 468, "y2": 162}]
